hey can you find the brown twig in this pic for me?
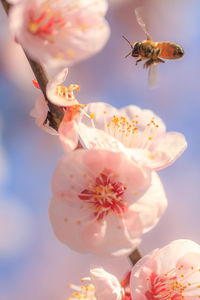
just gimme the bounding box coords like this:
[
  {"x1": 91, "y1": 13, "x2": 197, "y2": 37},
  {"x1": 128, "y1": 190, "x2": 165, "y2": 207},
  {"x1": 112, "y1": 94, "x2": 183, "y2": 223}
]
[
  {"x1": 1, "y1": 0, "x2": 64, "y2": 130},
  {"x1": 129, "y1": 248, "x2": 142, "y2": 266}
]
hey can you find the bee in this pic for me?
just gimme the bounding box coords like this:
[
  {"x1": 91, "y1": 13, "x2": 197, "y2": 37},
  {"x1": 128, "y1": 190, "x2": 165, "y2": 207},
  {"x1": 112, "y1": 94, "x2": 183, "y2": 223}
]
[{"x1": 123, "y1": 7, "x2": 184, "y2": 88}]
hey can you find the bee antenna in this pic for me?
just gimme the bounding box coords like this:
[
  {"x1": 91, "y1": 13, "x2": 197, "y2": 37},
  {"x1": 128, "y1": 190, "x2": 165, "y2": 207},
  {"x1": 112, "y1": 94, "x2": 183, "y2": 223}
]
[
  {"x1": 125, "y1": 51, "x2": 132, "y2": 58},
  {"x1": 122, "y1": 35, "x2": 134, "y2": 49}
]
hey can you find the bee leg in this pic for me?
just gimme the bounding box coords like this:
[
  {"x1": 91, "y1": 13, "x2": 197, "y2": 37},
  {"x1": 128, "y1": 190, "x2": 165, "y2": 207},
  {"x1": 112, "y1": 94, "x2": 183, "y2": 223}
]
[
  {"x1": 154, "y1": 49, "x2": 165, "y2": 63},
  {"x1": 135, "y1": 58, "x2": 142, "y2": 66},
  {"x1": 143, "y1": 58, "x2": 154, "y2": 69},
  {"x1": 155, "y1": 57, "x2": 165, "y2": 64}
]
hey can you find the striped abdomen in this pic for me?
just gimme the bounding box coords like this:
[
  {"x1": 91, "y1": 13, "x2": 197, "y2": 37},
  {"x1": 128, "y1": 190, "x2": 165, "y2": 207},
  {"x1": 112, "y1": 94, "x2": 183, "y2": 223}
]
[{"x1": 155, "y1": 42, "x2": 184, "y2": 60}]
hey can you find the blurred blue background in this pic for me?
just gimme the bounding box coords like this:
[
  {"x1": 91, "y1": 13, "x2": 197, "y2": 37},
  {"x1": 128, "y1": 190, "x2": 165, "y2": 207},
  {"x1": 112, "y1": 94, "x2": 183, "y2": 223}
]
[{"x1": 1, "y1": 0, "x2": 200, "y2": 299}]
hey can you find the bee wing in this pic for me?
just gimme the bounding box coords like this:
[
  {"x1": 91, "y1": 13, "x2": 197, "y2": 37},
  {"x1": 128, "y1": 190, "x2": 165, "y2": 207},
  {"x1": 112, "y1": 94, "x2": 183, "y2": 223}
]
[
  {"x1": 148, "y1": 63, "x2": 159, "y2": 89},
  {"x1": 135, "y1": 7, "x2": 152, "y2": 41}
]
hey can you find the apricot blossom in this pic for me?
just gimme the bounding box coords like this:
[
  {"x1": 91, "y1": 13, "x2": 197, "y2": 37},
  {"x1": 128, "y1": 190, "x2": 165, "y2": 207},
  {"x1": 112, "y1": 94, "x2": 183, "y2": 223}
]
[
  {"x1": 49, "y1": 149, "x2": 167, "y2": 257},
  {"x1": 31, "y1": 68, "x2": 80, "y2": 150},
  {"x1": 79, "y1": 102, "x2": 187, "y2": 171},
  {"x1": 69, "y1": 268, "x2": 122, "y2": 300},
  {"x1": 130, "y1": 239, "x2": 200, "y2": 300},
  {"x1": 9, "y1": 0, "x2": 110, "y2": 67},
  {"x1": 46, "y1": 68, "x2": 80, "y2": 107}
]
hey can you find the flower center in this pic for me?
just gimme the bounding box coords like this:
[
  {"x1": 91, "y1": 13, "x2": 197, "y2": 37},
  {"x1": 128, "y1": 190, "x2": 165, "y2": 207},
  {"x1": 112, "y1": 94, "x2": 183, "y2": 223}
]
[
  {"x1": 145, "y1": 265, "x2": 200, "y2": 300},
  {"x1": 79, "y1": 169, "x2": 127, "y2": 220},
  {"x1": 28, "y1": 1, "x2": 66, "y2": 41},
  {"x1": 56, "y1": 84, "x2": 80, "y2": 100},
  {"x1": 88, "y1": 111, "x2": 159, "y2": 150}
]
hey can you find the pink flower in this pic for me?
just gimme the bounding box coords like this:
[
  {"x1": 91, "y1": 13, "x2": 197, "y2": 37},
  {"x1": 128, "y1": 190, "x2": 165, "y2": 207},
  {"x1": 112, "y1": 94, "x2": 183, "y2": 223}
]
[
  {"x1": 49, "y1": 149, "x2": 167, "y2": 257},
  {"x1": 30, "y1": 68, "x2": 80, "y2": 149},
  {"x1": 130, "y1": 239, "x2": 200, "y2": 300},
  {"x1": 79, "y1": 102, "x2": 187, "y2": 171},
  {"x1": 9, "y1": 0, "x2": 110, "y2": 67},
  {"x1": 47, "y1": 67, "x2": 81, "y2": 150},
  {"x1": 69, "y1": 268, "x2": 122, "y2": 300}
]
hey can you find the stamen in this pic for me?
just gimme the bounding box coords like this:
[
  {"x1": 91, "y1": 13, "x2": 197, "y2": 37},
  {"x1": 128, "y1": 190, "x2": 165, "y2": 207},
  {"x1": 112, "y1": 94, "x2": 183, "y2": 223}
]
[
  {"x1": 146, "y1": 265, "x2": 200, "y2": 300},
  {"x1": 85, "y1": 110, "x2": 160, "y2": 151},
  {"x1": 68, "y1": 280, "x2": 96, "y2": 300}
]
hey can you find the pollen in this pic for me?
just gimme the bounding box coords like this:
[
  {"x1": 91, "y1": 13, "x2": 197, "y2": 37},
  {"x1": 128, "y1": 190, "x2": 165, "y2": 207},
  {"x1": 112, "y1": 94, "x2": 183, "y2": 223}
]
[
  {"x1": 90, "y1": 113, "x2": 95, "y2": 119},
  {"x1": 80, "y1": 23, "x2": 88, "y2": 31},
  {"x1": 56, "y1": 52, "x2": 64, "y2": 59},
  {"x1": 28, "y1": 22, "x2": 39, "y2": 33},
  {"x1": 67, "y1": 49, "x2": 75, "y2": 58}
]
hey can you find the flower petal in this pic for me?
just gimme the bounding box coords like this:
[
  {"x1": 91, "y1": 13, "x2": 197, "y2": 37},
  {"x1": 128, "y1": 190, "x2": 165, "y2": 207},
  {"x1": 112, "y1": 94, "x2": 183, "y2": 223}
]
[
  {"x1": 130, "y1": 172, "x2": 167, "y2": 234},
  {"x1": 90, "y1": 268, "x2": 122, "y2": 300},
  {"x1": 150, "y1": 132, "x2": 187, "y2": 170}
]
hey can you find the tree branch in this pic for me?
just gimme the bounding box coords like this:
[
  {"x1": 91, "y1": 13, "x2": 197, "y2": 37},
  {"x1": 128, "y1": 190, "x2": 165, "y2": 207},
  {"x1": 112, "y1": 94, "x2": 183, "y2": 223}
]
[
  {"x1": 129, "y1": 248, "x2": 142, "y2": 266},
  {"x1": 1, "y1": 0, "x2": 64, "y2": 130}
]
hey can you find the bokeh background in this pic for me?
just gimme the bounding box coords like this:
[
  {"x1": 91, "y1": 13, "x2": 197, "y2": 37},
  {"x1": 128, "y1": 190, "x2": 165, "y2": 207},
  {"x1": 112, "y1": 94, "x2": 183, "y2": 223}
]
[{"x1": 1, "y1": 0, "x2": 200, "y2": 299}]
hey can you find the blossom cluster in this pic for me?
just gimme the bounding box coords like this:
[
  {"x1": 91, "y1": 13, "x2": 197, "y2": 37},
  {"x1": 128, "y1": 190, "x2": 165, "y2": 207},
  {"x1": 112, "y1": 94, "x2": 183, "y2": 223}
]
[
  {"x1": 4, "y1": 0, "x2": 196, "y2": 299},
  {"x1": 8, "y1": 0, "x2": 187, "y2": 256},
  {"x1": 68, "y1": 240, "x2": 200, "y2": 300}
]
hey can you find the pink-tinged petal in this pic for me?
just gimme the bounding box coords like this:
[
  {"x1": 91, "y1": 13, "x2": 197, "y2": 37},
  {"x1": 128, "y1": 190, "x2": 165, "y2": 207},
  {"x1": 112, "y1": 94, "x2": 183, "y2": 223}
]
[
  {"x1": 30, "y1": 95, "x2": 48, "y2": 127},
  {"x1": 130, "y1": 172, "x2": 167, "y2": 234},
  {"x1": 130, "y1": 240, "x2": 200, "y2": 300},
  {"x1": 51, "y1": 150, "x2": 89, "y2": 196},
  {"x1": 79, "y1": 124, "x2": 126, "y2": 152},
  {"x1": 151, "y1": 240, "x2": 200, "y2": 273},
  {"x1": 9, "y1": 0, "x2": 110, "y2": 67},
  {"x1": 30, "y1": 95, "x2": 57, "y2": 135},
  {"x1": 79, "y1": 123, "x2": 125, "y2": 151},
  {"x1": 150, "y1": 132, "x2": 187, "y2": 170},
  {"x1": 127, "y1": 147, "x2": 170, "y2": 171},
  {"x1": 58, "y1": 107, "x2": 80, "y2": 151},
  {"x1": 58, "y1": 119, "x2": 79, "y2": 152},
  {"x1": 51, "y1": 68, "x2": 68, "y2": 86},
  {"x1": 82, "y1": 214, "x2": 142, "y2": 257},
  {"x1": 49, "y1": 194, "x2": 141, "y2": 256},
  {"x1": 48, "y1": 195, "x2": 91, "y2": 253},
  {"x1": 90, "y1": 268, "x2": 122, "y2": 300}
]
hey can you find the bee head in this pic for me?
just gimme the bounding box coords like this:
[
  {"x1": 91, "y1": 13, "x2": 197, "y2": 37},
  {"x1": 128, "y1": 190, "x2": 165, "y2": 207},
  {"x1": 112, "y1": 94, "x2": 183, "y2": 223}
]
[
  {"x1": 173, "y1": 44, "x2": 184, "y2": 58},
  {"x1": 132, "y1": 42, "x2": 141, "y2": 57}
]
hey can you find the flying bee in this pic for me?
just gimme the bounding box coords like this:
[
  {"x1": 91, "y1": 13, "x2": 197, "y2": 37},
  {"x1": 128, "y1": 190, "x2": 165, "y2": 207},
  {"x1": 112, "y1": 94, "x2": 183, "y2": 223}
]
[{"x1": 123, "y1": 7, "x2": 184, "y2": 88}]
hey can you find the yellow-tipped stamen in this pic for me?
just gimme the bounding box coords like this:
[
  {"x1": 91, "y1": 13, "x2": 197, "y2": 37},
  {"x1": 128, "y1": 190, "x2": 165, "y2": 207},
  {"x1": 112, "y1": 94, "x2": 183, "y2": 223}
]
[
  {"x1": 146, "y1": 264, "x2": 200, "y2": 299},
  {"x1": 68, "y1": 277, "x2": 96, "y2": 300}
]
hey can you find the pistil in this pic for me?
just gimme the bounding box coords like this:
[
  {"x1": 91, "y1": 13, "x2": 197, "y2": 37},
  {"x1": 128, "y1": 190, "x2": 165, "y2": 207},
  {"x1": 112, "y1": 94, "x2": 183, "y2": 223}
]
[{"x1": 79, "y1": 169, "x2": 127, "y2": 220}]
